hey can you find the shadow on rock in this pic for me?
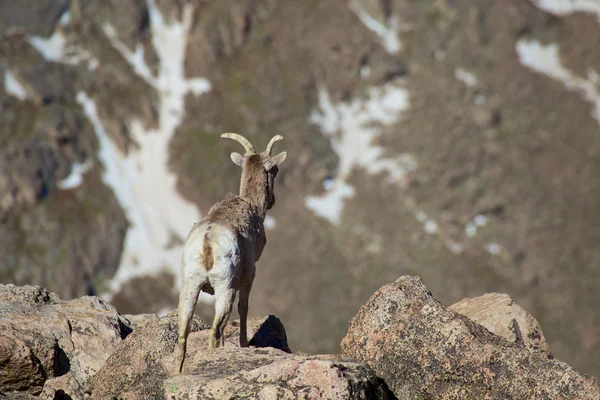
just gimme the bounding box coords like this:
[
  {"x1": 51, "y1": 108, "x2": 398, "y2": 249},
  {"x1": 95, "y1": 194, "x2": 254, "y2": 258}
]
[{"x1": 247, "y1": 315, "x2": 292, "y2": 353}]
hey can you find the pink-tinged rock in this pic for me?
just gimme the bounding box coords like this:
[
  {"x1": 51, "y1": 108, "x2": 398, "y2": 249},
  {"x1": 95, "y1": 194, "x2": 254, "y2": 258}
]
[
  {"x1": 91, "y1": 312, "x2": 393, "y2": 399},
  {"x1": 166, "y1": 348, "x2": 392, "y2": 400},
  {"x1": 40, "y1": 372, "x2": 85, "y2": 400},
  {"x1": 0, "y1": 335, "x2": 45, "y2": 393},
  {"x1": 341, "y1": 276, "x2": 600, "y2": 399},
  {"x1": 0, "y1": 284, "x2": 141, "y2": 397},
  {"x1": 449, "y1": 292, "x2": 551, "y2": 355}
]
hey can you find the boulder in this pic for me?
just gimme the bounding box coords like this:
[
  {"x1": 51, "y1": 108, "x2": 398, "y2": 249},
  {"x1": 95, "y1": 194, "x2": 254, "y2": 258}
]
[
  {"x1": 0, "y1": 284, "x2": 137, "y2": 397},
  {"x1": 341, "y1": 276, "x2": 600, "y2": 399},
  {"x1": 40, "y1": 373, "x2": 85, "y2": 400},
  {"x1": 91, "y1": 313, "x2": 393, "y2": 399},
  {"x1": 165, "y1": 348, "x2": 392, "y2": 400},
  {"x1": 449, "y1": 292, "x2": 551, "y2": 356},
  {"x1": 0, "y1": 393, "x2": 40, "y2": 400},
  {"x1": 2, "y1": 0, "x2": 600, "y2": 378},
  {"x1": 90, "y1": 312, "x2": 208, "y2": 399},
  {"x1": 120, "y1": 313, "x2": 159, "y2": 332}
]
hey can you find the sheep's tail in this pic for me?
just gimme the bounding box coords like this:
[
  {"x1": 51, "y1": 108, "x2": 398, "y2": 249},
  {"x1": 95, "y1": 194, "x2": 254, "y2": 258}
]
[{"x1": 201, "y1": 225, "x2": 214, "y2": 271}]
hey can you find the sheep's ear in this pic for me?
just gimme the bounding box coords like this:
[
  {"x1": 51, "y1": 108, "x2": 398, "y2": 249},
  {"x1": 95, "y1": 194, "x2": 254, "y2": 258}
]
[
  {"x1": 230, "y1": 152, "x2": 245, "y2": 167},
  {"x1": 264, "y1": 151, "x2": 287, "y2": 171}
]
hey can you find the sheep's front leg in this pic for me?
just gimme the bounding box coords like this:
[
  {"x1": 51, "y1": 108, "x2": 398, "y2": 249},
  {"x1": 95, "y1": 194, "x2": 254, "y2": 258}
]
[
  {"x1": 174, "y1": 277, "x2": 202, "y2": 373},
  {"x1": 209, "y1": 286, "x2": 236, "y2": 348},
  {"x1": 238, "y1": 277, "x2": 254, "y2": 347}
]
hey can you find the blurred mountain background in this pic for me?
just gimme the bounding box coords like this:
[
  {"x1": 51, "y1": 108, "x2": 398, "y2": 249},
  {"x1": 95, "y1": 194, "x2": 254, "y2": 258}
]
[{"x1": 1, "y1": 0, "x2": 599, "y2": 378}]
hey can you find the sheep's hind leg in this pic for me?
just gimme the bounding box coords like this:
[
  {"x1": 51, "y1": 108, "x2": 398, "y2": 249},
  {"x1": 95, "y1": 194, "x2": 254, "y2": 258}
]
[
  {"x1": 209, "y1": 285, "x2": 236, "y2": 348},
  {"x1": 238, "y1": 277, "x2": 254, "y2": 347},
  {"x1": 174, "y1": 277, "x2": 202, "y2": 373}
]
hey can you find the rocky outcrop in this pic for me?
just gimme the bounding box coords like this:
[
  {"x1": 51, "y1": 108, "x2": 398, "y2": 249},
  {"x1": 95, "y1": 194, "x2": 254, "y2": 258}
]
[
  {"x1": 0, "y1": 283, "x2": 393, "y2": 399},
  {"x1": 89, "y1": 311, "x2": 207, "y2": 400},
  {"x1": 341, "y1": 276, "x2": 600, "y2": 399},
  {"x1": 91, "y1": 313, "x2": 391, "y2": 399},
  {"x1": 3, "y1": 280, "x2": 600, "y2": 399},
  {"x1": 164, "y1": 349, "x2": 392, "y2": 400},
  {"x1": 449, "y1": 292, "x2": 551, "y2": 356},
  {"x1": 2, "y1": 0, "x2": 600, "y2": 378},
  {"x1": 0, "y1": 284, "x2": 143, "y2": 397}
]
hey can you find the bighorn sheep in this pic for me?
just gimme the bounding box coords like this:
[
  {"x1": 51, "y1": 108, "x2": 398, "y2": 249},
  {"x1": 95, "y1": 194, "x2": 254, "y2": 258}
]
[{"x1": 174, "y1": 132, "x2": 287, "y2": 373}]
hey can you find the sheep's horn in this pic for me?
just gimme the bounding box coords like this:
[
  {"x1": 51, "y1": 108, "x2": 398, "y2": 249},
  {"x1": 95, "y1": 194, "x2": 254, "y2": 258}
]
[
  {"x1": 221, "y1": 133, "x2": 255, "y2": 154},
  {"x1": 265, "y1": 135, "x2": 284, "y2": 155}
]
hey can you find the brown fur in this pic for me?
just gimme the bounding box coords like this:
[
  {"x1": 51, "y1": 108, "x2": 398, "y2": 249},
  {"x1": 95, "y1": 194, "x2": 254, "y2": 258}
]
[
  {"x1": 206, "y1": 194, "x2": 255, "y2": 226},
  {"x1": 205, "y1": 194, "x2": 266, "y2": 262},
  {"x1": 239, "y1": 155, "x2": 269, "y2": 210},
  {"x1": 202, "y1": 226, "x2": 213, "y2": 271},
  {"x1": 174, "y1": 134, "x2": 286, "y2": 374}
]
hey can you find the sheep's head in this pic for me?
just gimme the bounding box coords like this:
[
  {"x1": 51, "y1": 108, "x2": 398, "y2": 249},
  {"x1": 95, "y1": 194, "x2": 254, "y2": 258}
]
[{"x1": 221, "y1": 133, "x2": 287, "y2": 210}]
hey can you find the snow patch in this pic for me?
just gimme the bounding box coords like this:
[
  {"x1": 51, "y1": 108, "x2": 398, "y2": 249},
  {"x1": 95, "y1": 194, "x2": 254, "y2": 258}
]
[
  {"x1": 530, "y1": 0, "x2": 600, "y2": 22},
  {"x1": 455, "y1": 68, "x2": 478, "y2": 87},
  {"x1": 465, "y1": 222, "x2": 477, "y2": 238},
  {"x1": 57, "y1": 160, "x2": 93, "y2": 190},
  {"x1": 27, "y1": 18, "x2": 99, "y2": 70},
  {"x1": 264, "y1": 215, "x2": 277, "y2": 230},
  {"x1": 349, "y1": 3, "x2": 402, "y2": 54},
  {"x1": 415, "y1": 211, "x2": 428, "y2": 223},
  {"x1": 516, "y1": 40, "x2": 600, "y2": 128},
  {"x1": 447, "y1": 241, "x2": 464, "y2": 254},
  {"x1": 103, "y1": 25, "x2": 156, "y2": 86},
  {"x1": 474, "y1": 214, "x2": 488, "y2": 227},
  {"x1": 305, "y1": 83, "x2": 415, "y2": 224},
  {"x1": 473, "y1": 94, "x2": 486, "y2": 105},
  {"x1": 465, "y1": 214, "x2": 488, "y2": 238},
  {"x1": 424, "y1": 219, "x2": 438, "y2": 234},
  {"x1": 413, "y1": 210, "x2": 439, "y2": 235},
  {"x1": 485, "y1": 242, "x2": 502, "y2": 255},
  {"x1": 99, "y1": 0, "x2": 211, "y2": 298},
  {"x1": 73, "y1": 0, "x2": 212, "y2": 301},
  {"x1": 60, "y1": 11, "x2": 71, "y2": 26},
  {"x1": 27, "y1": 31, "x2": 69, "y2": 63},
  {"x1": 360, "y1": 64, "x2": 371, "y2": 79},
  {"x1": 4, "y1": 70, "x2": 28, "y2": 100},
  {"x1": 306, "y1": 182, "x2": 355, "y2": 225}
]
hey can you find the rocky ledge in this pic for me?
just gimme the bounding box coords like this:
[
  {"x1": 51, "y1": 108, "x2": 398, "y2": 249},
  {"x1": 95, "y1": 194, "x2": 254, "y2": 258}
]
[{"x1": 1, "y1": 277, "x2": 598, "y2": 400}]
